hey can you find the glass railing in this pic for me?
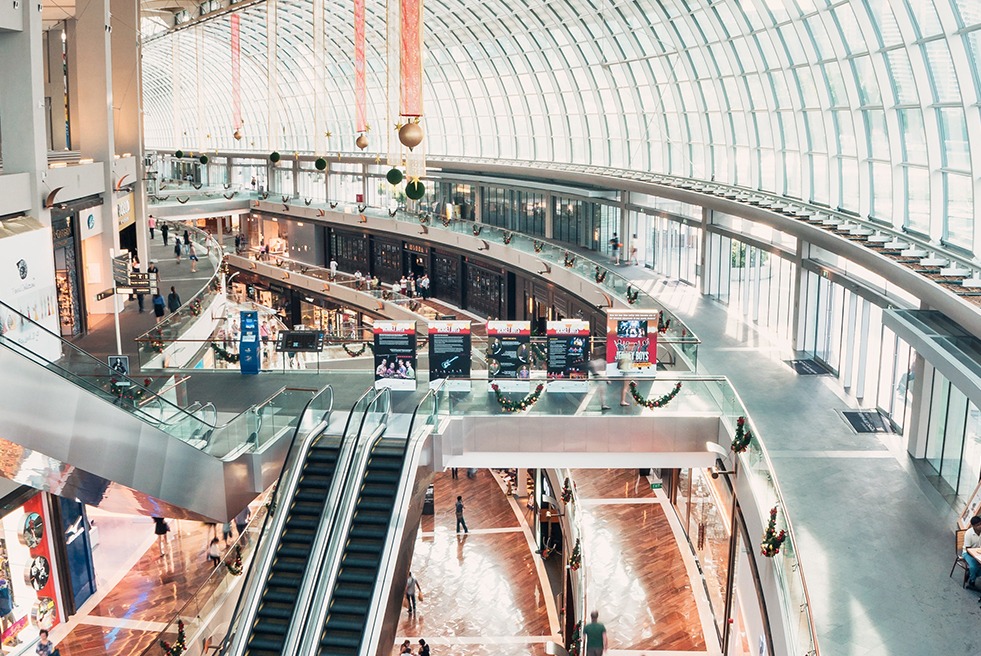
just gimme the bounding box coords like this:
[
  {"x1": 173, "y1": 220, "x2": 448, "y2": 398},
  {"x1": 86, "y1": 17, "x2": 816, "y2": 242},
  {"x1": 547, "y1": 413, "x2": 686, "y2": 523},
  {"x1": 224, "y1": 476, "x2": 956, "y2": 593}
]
[
  {"x1": 203, "y1": 386, "x2": 318, "y2": 458},
  {"x1": 0, "y1": 298, "x2": 216, "y2": 444},
  {"x1": 219, "y1": 383, "x2": 338, "y2": 656},
  {"x1": 134, "y1": 222, "x2": 225, "y2": 364}
]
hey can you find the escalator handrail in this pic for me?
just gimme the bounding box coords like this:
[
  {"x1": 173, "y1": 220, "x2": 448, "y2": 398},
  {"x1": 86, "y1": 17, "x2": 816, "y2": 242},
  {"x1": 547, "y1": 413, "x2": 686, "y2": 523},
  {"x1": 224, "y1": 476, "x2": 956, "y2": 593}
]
[
  {"x1": 291, "y1": 388, "x2": 393, "y2": 656},
  {"x1": 220, "y1": 383, "x2": 334, "y2": 656},
  {"x1": 0, "y1": 297, "x2": 214, "y2": 429},
  {"x1": 357, "y1": 387, "x2": 441, "y2": 656}
]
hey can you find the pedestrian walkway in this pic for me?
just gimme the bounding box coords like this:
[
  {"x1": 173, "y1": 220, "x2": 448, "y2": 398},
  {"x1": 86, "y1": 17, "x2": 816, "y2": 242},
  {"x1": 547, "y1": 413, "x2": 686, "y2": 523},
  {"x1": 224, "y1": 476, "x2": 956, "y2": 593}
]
[{"x1": 623, "y1": 267, "x2": 981, "y2": 654}]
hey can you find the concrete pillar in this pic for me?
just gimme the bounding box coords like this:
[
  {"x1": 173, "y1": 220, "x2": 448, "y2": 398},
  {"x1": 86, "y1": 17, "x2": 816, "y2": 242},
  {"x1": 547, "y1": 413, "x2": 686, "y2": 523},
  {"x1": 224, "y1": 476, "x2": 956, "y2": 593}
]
[
  {"x1": 64, "y1": 19, "x2": 81, "y2": 151},
  {"x1": 543, "y1": 194, "x2": 553, "y2": 238},
  {"x1": 0, "y1": 0, "x2": 52, "y2": 225},
  {"x1": 42, "y1": 29, "x2": 64, "y2": 151}
]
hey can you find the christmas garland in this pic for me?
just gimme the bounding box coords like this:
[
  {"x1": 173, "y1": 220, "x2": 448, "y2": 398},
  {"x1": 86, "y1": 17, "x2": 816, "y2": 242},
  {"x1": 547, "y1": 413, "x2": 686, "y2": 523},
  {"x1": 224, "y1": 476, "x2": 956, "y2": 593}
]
[
  {"x1": 502, "y1": 232, "x2": 513, "y2": 245},
  {"x1": 472, "y1": 225, "x2": 482, "y2": 236},
  {"x1": 594, "y1": 266, "x2": 607, "y2": 283},
  {"x1": 568, "y1": 538, "x2": 582, "y2": 571},
  {"x1": 626, "y1": 285, "x2": 640, "y2": 305},
  {"x1": 567, "y1": 620, "x2": 582, "y2": 656},
  {"x1": 561, "y1": 477, "x2": 573, "y2": 504},
  {"x1": 628, "y1": 381, "x2": 683, "y2": 409},
  {"x1": 530, "y1": 342, "x2": 547, "y2": 364},
  {"x1": 212, "y1": 343, "x2": 240, "y2": 363},
  {"x1": 342, "y1": 342, "x2": 371, "y2": 357},
  {"x1": 490, "y1": 383, "x2": 545, "y2": 413},
  {"x1": 188, "y1": 299, "x2": 202, "y2": 316},
  {"x1": 109, "y1": 378, "x2": 153, "y2": 401},
  {"x1": 564, "y1": 253, "x2": 576, "y2": 267},
  {"x1": 226, "y1": 545, "x2": 243, "y2": 575},
  {"x1": 533, "y1": 240, "x2": 545, "y2": 253},
  {"x1": 160, "y1": 619, "x2": 187, "y2": 656},
  {"x1": 760, "y1": 506, "x2": 787, "y2": 558},
  {"x1": 408, "y1": 300, "x2": 422, "y2": 312},
  {"x1": 148, "y1": 329, "x2": 165, "y2": 353},
  {"x1": 731, "y1": 416, "x2": 753, "y2": 453}
]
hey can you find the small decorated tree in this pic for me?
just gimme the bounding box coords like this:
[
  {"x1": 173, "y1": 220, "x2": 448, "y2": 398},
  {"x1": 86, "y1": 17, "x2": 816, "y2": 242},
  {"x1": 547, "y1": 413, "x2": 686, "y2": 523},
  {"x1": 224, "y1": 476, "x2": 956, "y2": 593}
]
[
  {"x1": 568, "y1": 538, "x2": 582, "y2": 571},
  {"x1": 760, "y1": 506, "x2": 787, "y2": 558},
  {"x1": 731, "y1": 416, "x2": 753, "y2": 453},
  {"x1": 561, "y1": 477, "x2": 574, "y2": 504}
]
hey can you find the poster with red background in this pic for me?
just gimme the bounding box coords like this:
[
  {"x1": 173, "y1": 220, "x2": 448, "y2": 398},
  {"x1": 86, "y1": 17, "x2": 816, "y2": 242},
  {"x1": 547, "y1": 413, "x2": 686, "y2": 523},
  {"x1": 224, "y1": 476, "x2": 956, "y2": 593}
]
[{"x1": 605, "y1": 311, "x2": 659, "y2": 377}]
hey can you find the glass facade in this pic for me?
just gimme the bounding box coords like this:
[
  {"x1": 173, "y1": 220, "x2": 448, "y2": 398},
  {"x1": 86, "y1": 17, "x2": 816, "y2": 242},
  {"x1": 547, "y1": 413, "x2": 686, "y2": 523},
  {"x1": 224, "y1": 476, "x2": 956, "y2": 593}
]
[{"x1": 924, "y1": 368, "x2": 981, "y2": 501}]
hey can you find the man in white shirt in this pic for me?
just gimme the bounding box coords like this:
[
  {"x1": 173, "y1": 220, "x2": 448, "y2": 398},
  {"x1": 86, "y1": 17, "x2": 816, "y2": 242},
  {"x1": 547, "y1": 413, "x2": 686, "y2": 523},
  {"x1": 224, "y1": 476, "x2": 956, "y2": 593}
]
[
  {"x1": 329, "y1": 258, "x2": 338, "y2": 279},
  {"x1": 964, "y1": 515, "x2": 981, "y2": 587}
]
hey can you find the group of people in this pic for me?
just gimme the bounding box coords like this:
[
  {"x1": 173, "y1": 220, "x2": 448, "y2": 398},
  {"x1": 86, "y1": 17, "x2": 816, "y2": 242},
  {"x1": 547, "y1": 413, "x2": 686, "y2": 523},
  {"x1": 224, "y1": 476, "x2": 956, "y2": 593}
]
[
  {"x1": 206, "y1": 506, "x2": 252, "y2": 567},
  {"x1": 375, "y1": 358, "x2": 415, "y2": 380},
  {"x1": 608, "y1": 233, "x2": 639, "y2": 266},
  {"x1": 398, "y1": 638, "x2": 430, "y2": 656},
  {"x1": 392, "y1": 273, "x2": 430, "y2": 298}
]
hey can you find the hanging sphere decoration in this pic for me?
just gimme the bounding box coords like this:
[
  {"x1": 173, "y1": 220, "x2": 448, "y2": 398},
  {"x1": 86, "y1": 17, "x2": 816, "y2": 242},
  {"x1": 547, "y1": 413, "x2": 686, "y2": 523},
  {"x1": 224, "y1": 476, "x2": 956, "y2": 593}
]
[
  {"x1": 398, "y1": 122, "x2": 424, "y2": 150},
  {"x1": 356, "y1": 133, "x2": 369, "y2": 150},
  {"x1": 174, "y1": 150, "x2": 184, "y2": 159},
  {"x1": 315, "y1": 157, "x2": 328, "y2": 171},
  {"x1": 270, "y1": 151, "x2": 281, "y2": 163},
  {"x1": 233, "y1": 129, "x2": 242, "y2": 141},
  {"x1": 386, "y1": 168, "x2": 404, "y2": 185},
  {"x1": 405, "y1": 180, "x2": 425, "y2": 200},
  {"x1": 199, "y1": 155, "x2": 209, "y2": 165}
]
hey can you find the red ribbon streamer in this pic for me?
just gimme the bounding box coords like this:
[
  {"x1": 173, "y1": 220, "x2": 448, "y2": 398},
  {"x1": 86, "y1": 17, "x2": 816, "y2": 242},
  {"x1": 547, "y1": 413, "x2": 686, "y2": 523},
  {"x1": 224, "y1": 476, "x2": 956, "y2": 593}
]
[
  {"x1": 400, "y1": 0, "x2": 422, "y2": 117},
  {"x1": 355, "y1": 0, "x2": 367, "y2": 132}
]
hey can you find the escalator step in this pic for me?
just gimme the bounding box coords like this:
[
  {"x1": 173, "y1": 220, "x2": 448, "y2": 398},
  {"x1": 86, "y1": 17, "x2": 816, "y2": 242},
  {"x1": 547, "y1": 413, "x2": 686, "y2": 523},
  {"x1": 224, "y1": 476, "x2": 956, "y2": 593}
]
[
  {"x1": 341, "y1": 555, "x2": 379, "y2": 569},
  {"x1": 255, "y1": 605, "x2": 293, "y2": 620},
  {"x1": 320, "y1": 633, "x2": 362, "y2": 649}
]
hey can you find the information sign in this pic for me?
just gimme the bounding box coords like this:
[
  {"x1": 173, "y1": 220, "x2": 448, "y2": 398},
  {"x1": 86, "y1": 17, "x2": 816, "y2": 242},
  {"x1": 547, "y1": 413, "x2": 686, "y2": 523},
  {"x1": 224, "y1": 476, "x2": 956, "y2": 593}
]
[
  {"x1": 486, "y1": 321, "x2": 531, "y2": 392},
  {"x1": 428, "y1": 321, "x2": 471, "y2": 391},
  {"x1": 374, "y1": 321, "x2": 417, "y2": 391},
  {"x1": 546, "y1": 319, "x2": 590, "y2": 392}
]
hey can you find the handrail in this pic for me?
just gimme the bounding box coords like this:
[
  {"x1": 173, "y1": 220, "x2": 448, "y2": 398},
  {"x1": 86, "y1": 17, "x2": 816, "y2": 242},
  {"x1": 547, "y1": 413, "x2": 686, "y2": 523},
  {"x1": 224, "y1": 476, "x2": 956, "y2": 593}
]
[
  {"x1": 292, "y1": 387, "x2": 392, "y2": 656},
  {"x1": 220, "y1": 383, "x2": 335, "y2": 656},
  {"x1": 360, "y1": 386, "x2": 439, "y2": 656}
]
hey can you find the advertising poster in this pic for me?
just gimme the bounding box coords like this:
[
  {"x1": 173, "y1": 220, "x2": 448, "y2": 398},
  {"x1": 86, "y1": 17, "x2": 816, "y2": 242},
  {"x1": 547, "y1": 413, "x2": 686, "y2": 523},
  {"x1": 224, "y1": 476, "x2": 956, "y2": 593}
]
[
  {"x1": 605, "y1": 310, "x2": 659, "y2": 377},
  {"x1": 0, "y1": 227, "x2": 60, "y2": 360},
  {"x1": 546, "y1": 319, "x2": 590, "y2": 392},
  {"x1": 19, "y1": 494, "x2": 62, "y2": 635},
  {"x1": 239, "y1": 311, "x2": 261, "y2": 375},
  {"x1": 374, "y1": 321, "x2": 417, "y2": 391},
  {"x1": 428, "y1": 321, "x2": 471, "y2": 391},
  {"x1": 486, "y1": 321, "x2": 531, "y2": 393}
]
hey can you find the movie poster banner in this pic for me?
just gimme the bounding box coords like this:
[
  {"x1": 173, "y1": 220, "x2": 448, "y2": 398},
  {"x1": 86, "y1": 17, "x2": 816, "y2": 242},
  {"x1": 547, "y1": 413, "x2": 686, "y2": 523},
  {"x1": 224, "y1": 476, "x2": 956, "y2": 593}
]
[
  {"x1": 605, "y1": 310, "x2": 659, "y2": 377},
  {"x1": 428, "y1": 321, "x2": 471, "y2": 391},
  {"x1": 374, "y1": 321, "x2": 417, "y2": 391},
  {"x1": 546, "y1": 319, "x2": 590, "y2": 392},
  {"x1": 486, "y1": 321, "x2": 531, "y2": 393}
]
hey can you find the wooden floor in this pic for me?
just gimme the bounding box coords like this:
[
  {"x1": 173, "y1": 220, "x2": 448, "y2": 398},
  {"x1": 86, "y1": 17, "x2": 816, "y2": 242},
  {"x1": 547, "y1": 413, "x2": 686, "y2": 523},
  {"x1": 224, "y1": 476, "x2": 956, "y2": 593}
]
[{"x1": 574, "y1": 469, "x2": 710, "y2": 652}]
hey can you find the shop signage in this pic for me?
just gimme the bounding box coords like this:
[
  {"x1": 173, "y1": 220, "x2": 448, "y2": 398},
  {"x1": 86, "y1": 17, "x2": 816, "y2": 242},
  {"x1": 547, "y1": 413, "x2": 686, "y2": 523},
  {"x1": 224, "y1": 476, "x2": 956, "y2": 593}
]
[
  {"x1": 486, "y1": 321, "x2": 531, "y2": 393},
  {"x1": 0, "y1": 227, "x2": 59, "y2": 359},
  {"x1": 428, "y1": 321, "x2": 471, "y2": 391},
  {"x1": 605, "y1": 310, "x2": 659, "y2": 377},
  {"x1": 546, "y1": 319, "x2": 590, "y2": 392},
  {"x1": 239, "y1": 311, "x2": 261, "y2": 375},
  {"x1": 373, "y1": 321, "x2": 417, "y2": 391},
  {"x1": 79, "y1": 204, "x2": 103, "y2": 240}
]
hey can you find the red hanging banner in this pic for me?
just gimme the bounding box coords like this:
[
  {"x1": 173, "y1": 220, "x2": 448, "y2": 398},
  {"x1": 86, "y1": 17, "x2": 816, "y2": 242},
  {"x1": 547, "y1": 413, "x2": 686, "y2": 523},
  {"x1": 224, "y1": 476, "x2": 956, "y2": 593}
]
[
  {"x1": 354, "y1": 0, "x2": 367, "y2": 132},
  {"x1": 400, "y1": 0, "x2": 423, "y2": 117},
  {"x1": 231, "y1": 14, "x2": 241, "y2": 129}
]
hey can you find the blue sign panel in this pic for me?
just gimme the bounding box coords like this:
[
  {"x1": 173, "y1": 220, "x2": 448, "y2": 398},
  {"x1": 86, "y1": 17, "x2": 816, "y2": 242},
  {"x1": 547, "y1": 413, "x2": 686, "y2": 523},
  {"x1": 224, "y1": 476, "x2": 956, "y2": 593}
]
[
  {"x1": 58, "y1": 498, "x2": 97, "y2": 610},
  {"x1": 239, "y1": 310, "x2": 261, "y2": 375}
]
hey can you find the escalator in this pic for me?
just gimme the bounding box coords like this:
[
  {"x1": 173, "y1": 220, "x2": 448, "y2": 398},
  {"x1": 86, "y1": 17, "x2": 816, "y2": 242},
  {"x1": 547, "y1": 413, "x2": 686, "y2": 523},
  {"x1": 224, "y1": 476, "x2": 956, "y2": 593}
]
[
  {"x1": 316, "y1": 435, "x2": 409, "y2": 655},
  {"x1": 0, "y1": 298, "x2": 312, "y2": 520},
  {"x1": 244, "y1": 432, "x2": 343, "y2": 655}
]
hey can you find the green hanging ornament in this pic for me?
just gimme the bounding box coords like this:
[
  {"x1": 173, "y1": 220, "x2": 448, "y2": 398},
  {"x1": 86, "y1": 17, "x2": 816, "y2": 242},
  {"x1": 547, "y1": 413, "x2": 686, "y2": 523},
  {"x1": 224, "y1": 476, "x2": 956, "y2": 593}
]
[
  {"x1": 386, "y1": 168, "x2": 404, "y2": 185},
  {"x1": 315, "y1": 157, "x2": 327, "y2": 171},
  {"x1": 270, "y1": 151, "x2": 281, "y2": 163},
  {"x1": 199, "y1": 155, "x2": 209, "y2": 165},
  {"x1": 174, "y1": 150, "x2": 184, "y2": 159},
  {"x1": 405, "y1": 180, "x2": 425, "y2": 200}
]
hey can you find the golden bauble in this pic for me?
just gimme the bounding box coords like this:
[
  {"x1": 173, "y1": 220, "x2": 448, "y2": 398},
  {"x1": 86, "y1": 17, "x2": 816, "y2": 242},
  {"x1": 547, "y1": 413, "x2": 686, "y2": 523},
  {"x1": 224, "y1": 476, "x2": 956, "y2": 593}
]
[
  {"x1": 356, "y1": 133, "x2": 369, "y2": 150},
  {"x1": 398, "y1": 122, "x2": 424, "y2": 150},
  {"x1": 233, "y1": 129, "x2": 242, "y2": 141}
]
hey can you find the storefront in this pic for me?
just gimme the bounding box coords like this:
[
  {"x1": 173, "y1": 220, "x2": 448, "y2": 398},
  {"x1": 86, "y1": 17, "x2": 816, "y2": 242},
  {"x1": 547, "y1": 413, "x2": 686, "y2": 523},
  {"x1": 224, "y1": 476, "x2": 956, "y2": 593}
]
[
  {"x1": 0, "y1": 492, "x2": 69, "y2": 653},
  {"x1": 49, "y1": 212, "x2": 84, "y2": 338}
]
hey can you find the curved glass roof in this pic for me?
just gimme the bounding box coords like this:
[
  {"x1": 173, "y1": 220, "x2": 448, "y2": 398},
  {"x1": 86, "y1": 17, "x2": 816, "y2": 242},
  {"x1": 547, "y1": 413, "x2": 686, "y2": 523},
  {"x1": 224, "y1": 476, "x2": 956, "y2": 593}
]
[{"x1": 142, "y1": 0, "x2": 981, "y2": 256}]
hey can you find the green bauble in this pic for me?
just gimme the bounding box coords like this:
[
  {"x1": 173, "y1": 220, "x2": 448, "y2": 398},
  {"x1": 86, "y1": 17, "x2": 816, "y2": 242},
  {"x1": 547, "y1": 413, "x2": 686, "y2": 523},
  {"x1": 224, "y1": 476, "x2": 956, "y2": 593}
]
[
  {"x1": 270, "y1": 151, "x2": 281, "y2": 163},
  {"x1": 315, "y1": 157, "x2": 327, "y2": 171},
  {"x1": 405, "y1": 180, "x2": 425, "y2": 200},
  {"x1": 386, "y1": 168, "x2": 404, "y2": 185},
  {"x1": 174, "y1": 150, "x2": 184, "y2": 159},
  {"x1": 199, "y1": 155, "x2": 209, "y2": 165}
]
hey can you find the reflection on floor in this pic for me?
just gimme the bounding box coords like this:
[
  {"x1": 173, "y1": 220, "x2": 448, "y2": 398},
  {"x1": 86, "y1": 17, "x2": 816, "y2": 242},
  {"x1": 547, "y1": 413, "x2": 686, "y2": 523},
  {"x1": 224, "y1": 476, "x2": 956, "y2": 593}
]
[
  {"x1": 395, "y1": 468, "x2": 720, "y2": 656},
  {"x1": 573, "y1": 469, "x2": 719, "y2": 655},
  {"x1": 54, "y1": 519, "x2": 225, "y2": 656},
  {"x1": 394, "y1": 469, "x2": 557, "y2": 655}
]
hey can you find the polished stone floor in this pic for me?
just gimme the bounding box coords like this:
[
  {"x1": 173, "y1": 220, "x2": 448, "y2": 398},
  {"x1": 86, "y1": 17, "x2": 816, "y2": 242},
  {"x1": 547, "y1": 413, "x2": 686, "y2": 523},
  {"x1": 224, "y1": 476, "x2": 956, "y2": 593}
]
[{"x1": 395, "y1": 468, "x2": 718, "y2": 655}]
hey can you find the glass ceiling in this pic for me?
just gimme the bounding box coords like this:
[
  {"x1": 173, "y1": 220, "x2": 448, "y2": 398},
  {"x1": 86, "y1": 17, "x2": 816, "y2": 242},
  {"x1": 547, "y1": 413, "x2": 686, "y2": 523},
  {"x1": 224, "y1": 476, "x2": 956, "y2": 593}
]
[{"x1": 142, "y1": 0, "x2": 981, "y2": 257}]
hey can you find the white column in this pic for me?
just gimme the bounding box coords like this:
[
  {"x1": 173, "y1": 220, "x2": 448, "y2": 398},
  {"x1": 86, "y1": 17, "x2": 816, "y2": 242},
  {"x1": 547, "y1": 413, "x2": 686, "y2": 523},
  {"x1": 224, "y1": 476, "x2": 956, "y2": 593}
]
[{"x1": 0, "y1": 0, "x2": 51, "y2": 224}]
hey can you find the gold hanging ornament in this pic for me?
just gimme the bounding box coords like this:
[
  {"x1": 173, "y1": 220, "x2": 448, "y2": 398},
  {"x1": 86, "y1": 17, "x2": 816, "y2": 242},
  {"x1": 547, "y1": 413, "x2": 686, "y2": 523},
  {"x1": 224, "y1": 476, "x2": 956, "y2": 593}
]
[
  {"x1": 398, "y1": 120, "x2": 424, "y2": 151},
  {"x1": 356, "y1": 133, "x2": 369, "y2": 150},
  {"x1": 233, "y1": 129, "x2": 242, "y2": 141}
]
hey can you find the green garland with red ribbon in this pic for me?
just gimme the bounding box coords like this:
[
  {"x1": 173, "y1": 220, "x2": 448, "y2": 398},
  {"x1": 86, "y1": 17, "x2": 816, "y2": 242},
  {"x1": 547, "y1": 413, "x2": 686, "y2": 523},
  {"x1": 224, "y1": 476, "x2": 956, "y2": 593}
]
[
  {"x1": 490, "y1": 383, "x2": 545, "y2": 413},
  {"x1": 628, "y1": 381, "x2": 682, "y2": 409},
  {"x1": 160, "y1": 619, "x2": 187, "y2": 655},
  {"x1": 568, "y1": 538, "x2": 582, "y2": 571},
  {"x1": 760, "y1": 506, "x2": 787, "y2": 558},
  {"x1": 731, "y1": 416, "x2": 753, "y2": 453},
  {"x1": 561, "y1": 477, "x2": 573, "y2": 504},
  {"x1": 226, "y1": 545, "x2": 243, "y2": 575}
]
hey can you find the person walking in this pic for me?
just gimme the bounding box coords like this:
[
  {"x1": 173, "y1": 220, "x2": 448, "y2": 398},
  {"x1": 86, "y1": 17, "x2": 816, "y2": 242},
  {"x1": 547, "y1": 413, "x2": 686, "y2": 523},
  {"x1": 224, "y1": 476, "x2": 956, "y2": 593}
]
[
  {"x1": 583, "y1": 610, "x2": 608, "y2": 656},
  {"x1": 609, "y1": 233, "x2": 621, "y2": 265},
  {"x1": 132, "y1": 258, "x2": 145, "y2": 313},
  {"x1": 152, "y1": 516, "x2": 170, "y2": 555},
  {"x1": 174, "y1": 239, "x2": 182, "y2": 264},
  {"x1": 152, "y1": 293, "x2": 166, "y2": 321},
  {"x1": 329, "y1": 257, "x2": 338, "y2": 280},
  {"x1": 590, "y1": 356, "x2": 611, "y2": 411},
  {"x1": 235, "y1": 506, "x2": 251, "y2": 544},
  {"x1": 35, "y1": 629, "x2": 57, "y2": 656},
  {"x1": 455, "y1": 495, "x2": 469, "y2": 534},
  {"x1": 148, "y1": 215, "x2": 156, "y2": 239},
  {"x1": 188, "y1": 242, "x2": 199, "y2": 273},
  {"x1": 182, "y1": 229, "x2": 191, "y2": 255},
  {"x1": 161, "y1": 222, "x2": 170, "y2": 246},
  {"x1": 167, "y1": 286, "x2": 182, "y2": 313},
  {"x1": 207, "y1": 537, "x2": 222, "y2": 568},
  {"x1": 405, "y1": 571, "x2": 422, "y2": 614}
]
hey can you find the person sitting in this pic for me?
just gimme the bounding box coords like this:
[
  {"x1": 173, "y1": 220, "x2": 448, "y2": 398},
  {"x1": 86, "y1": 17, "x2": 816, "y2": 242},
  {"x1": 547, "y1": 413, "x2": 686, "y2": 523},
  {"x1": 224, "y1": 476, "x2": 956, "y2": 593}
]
[{"x1": 964, "y1": 515, "x2": 981, "y2": 587}]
